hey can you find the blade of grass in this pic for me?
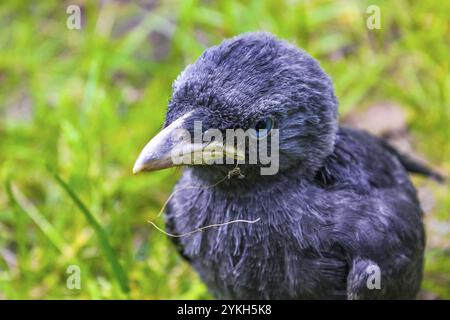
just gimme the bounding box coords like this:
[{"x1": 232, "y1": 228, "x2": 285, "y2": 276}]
[
  {"x1": 50, "y1": 170, "x2": 130, "y2": 294},
  {"x1": 5, "y1": 181, "x2": 68, "y2": 255}
]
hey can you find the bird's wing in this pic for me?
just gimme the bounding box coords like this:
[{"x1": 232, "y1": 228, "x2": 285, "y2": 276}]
[
  {"x1": 317, "y1": 127, "x2": 420, "y2": 192},
  {"x1": 320, "y1": 127, "x2": 443, "y2": 188},
  {"x1": 318, "y1": 127, "x2": 425, "y2": 299}
]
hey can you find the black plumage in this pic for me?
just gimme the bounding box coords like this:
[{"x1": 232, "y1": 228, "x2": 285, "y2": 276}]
[{"x1": 133, "y1": 32, "x2": 442, "y2": 299}]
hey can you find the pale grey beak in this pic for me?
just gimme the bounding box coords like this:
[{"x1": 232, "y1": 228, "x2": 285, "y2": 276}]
[
  {"x1": 133, "y1": 113, "x2": 190, "y2": 174},
  {"x1": 132, "y1": 112, "x2": 244, "y2": 174}
]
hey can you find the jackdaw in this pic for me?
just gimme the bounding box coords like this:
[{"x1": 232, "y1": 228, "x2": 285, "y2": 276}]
[{"x1": 133, "y1": 32, "x2": 443, "y2": 299}]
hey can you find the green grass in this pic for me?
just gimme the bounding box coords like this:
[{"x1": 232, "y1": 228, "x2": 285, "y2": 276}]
[{"x1": 0, "y1": 0, "x2": 449, "y2": 299}]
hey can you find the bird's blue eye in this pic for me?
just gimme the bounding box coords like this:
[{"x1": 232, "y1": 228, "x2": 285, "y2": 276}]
[{"x1": 253, "y1": 117, "x2": 273, "y2": 139}]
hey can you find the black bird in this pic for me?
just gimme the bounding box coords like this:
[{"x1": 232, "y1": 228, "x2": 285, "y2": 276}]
[{"x1": 133, "y1": 32, "x2": 442, "y2": 299}]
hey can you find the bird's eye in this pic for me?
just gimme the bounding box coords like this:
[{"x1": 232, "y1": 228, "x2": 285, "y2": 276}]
[{"x1": 253, "y1": 117, "x2": 273, "y2": 139}]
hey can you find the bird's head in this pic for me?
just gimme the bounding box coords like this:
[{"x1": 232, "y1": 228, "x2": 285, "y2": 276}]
[{"x1": 133, "y1": 32, "x2": 338, "y2": 182}]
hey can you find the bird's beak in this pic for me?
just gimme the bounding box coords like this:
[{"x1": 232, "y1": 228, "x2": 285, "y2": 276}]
[{"x1": 133, "y1": 113, "x2": 244, "y2": 174}]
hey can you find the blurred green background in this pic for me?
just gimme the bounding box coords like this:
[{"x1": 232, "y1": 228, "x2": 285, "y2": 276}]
[{"x1": 0, "y1": 0, "x2": 449, "y2": 299}]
